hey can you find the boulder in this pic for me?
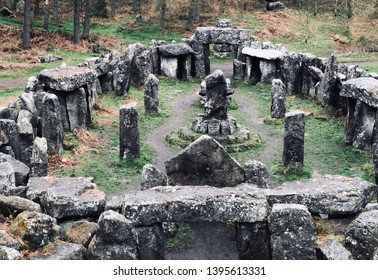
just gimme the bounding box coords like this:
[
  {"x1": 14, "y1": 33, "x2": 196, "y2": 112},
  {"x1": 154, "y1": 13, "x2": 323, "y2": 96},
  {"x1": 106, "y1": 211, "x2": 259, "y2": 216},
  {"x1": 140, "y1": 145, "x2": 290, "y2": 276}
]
[
  {"x1": 345, "y1": 210, "x2": 378, "y2": 259},
  {"x1": 0, "y1": 246, "x2": 23, "y2": 260},
  {"x1": 0, "y1": 194, "x2": 42, "y2": 217},
  {"x1": 26, "y1": 177, "x2": 106, "y2": 219},
  {"x1": 121, "y1": 185, "x2": 269, "y2": 226},
  {"x1": 136, "y1": 224, "x2": 165, "y2": 260},
  {"x1": 0, "y1": 162, "x2": 15, "y2": 194},
  {"x1": 266, "y1": 1, "x2": 285, "y2": 11},
  {"x1": 0, "y1": 230, "x2": 23, "y2": 251},
  {"x1": 195, "y1": 27, "x2": 251, "y2": 45},
  {"x1": 87, "y1": 210, "x2": 138, "y2": 260},
  {"x1": 317, "y1": 239, "x2": 352, "y2": 260},
  {"x1": 216, "y1": 19, "x2": 233, "y2": 28},
  {"x1": 38, "y1": 54, "x2": 63, "y2": 63},
  {"x1": 269, "y1": 204, "x2": 317, "y2": 260},
  {"x1": 38, "y1": 66, "x2": 97, "y2": 92},
  {"x1": 29, "y1": 242, "x2": 86, "y2": 260},
  {"x1": 24, "y1": 76, "x2": 39, "y2": 93},
  {"x1": 140, "y1": 164, "x2": 167, "y2": 190},
  {"x1": 60, "y1": 220, "x2": 98, "y2": 248},
  {"x1": 131, "y1": 49, "x2": 153, "y2": 87},
  {"x1": 165, "y1": 135, "x2": 245, "y2": 187},
  {"x1": 0, "y1": 153, "x2": 29, "y2": 186},
  {"x1": 243, "y1": 160, "x2": 269, "y2": 188},
  {"x1": 266, "y1": 175, "x2": 377, "y2": 215},
  {"x1": 29, "y1": 137, "x2": 48, "y2": 177},
  {"x1": 10, "y1": 211, "x2": 60, "y2": 250}
]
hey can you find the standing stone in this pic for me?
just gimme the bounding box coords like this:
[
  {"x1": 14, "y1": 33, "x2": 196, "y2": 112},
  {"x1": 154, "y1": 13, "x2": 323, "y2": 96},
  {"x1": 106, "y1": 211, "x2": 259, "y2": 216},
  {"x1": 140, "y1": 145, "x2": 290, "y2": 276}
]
[
  {"x1": 42, "y1": 93, "x2": 64, "y2": 155},
  {"x1": 317, "y1": 53, "x2": 338, "y2": 106},
  {"x1": 270, "y1": 79, "x2": 286, "y2": 119},
  {"x1": 30, "y1": 137, "x2": 48, "y2": 177},
  {"x1": 120, "y1": 103, "x2": 140, "y2": 159},
  {"x1": 132, "y1": 49, "x2": 153, "y2": 87},
  {"x1": 236, "y1": 222, "x2": 271, "y2": 260},
  {"x1": 269, "y1": 204, "x2": 317, "y2": 260},
  {"x1": 204, "y1": 70, "x2": 229, "y2": 119},
  {"x1": 87, "y1": 210, "x2": 138, "y2": 260},
  {"x1": 243, "y1": 160, "x2": 269, "y2": 188},
  {"x1": 65, "y1": 87, "x2": 88, "y2": 130},
  {"x1": 282, "y1": 111, "x2": 305, "y2": 168},
  {"x1": 352, "y1": 101, "x2": 376, "y2": 150},
  {"x1": 0, "y1": 162, "x2": 15, "y2": 194},
  {"x1": 140, "y1": 164, "x2": 167, "y2": 190},
  {"x1": 136, "y1": 224, "x2": 165, "y2": 260},
  {"x1": 144, "y1": 74, "x2": 160, "y2": 114}
]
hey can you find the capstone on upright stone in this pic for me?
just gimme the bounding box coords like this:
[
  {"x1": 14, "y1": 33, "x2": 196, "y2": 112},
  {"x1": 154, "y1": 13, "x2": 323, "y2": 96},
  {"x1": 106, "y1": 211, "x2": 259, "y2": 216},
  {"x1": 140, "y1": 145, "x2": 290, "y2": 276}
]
[
  {"x1": 270, "y1": 79, "x2": 286, "y2": 118},
  {"x1": 282, "y1": 110, "x2": 305, "y2": 168},
  {"x1": 120, "y1": 103, "x2": 140, "y2": 159},
  {"x1": 144, "y1": 74, "x2": 160, "y2": 114},
  {"x1": 269, "y1": 204, "x2": 317, "y2": 260}
]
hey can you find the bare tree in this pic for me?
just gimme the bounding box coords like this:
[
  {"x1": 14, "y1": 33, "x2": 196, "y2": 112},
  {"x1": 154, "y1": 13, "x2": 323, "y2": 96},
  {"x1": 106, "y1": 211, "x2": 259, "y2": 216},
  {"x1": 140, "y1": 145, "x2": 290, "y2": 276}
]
[
  {"x1": 43, "y1": 0, "x2": 49, "y2": 30},
  {"x1": 52, "y1": 0, "x2": 59, "y2": 23},
  {"x1": 133, "y1": 0, "x2": 142, "y2": 25},
  {"x1": 82, "y1": 0, "x2": 91, "y2": 39},
  {"x1": 73, "y1": 0, "x2": 81, "y2": 45},
  {"x1": 34, "y1": 0, "x2": 41, "y2": 16},
  {"x1": 347, "y1": 0, "x2": 354, "y2": 19},
  {"x1": 186, "y1": 0, "x2": 199, "y2": 31},
  {"x1": 159, "y1": 0, "x2": 166, "y2": 30},
  {"x1": 23, "y1": 0, "x2": 32, "y2": 49},
  {"x1": 110, "y1": 0, "x2": 116, "y2": 18}
]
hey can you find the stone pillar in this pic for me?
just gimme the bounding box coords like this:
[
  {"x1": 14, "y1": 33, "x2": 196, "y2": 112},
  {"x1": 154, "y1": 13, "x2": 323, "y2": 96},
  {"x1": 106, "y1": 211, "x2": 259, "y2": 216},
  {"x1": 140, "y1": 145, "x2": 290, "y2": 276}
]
[
  {"x1": 144, "y1": 74, "x2": 160, "y2": 114},
  {"x1": 352, "y1": 101, "x2": 376, "y2": 150},
  {"x1": 30, "y1": 137, "x2": 48, "y2": 177},
  {"x1": 268, "y1": 204, "x2": 317, "y2": 260},
  {"x1": 42, "y1": 93, "x2": 64, "y2": 155},
  {"x1": 270, "y1": 79, "x2": 286, "y2": 118},
  {"x1": 282, "y1": 111, "x2": 305, "y2": 168},
  {"x1": 136, "y1": 223, "x2": 165, "y2": 260},
  {"x1": 236, "y1": 222, "x2": 271, "y2": 260},
  {"x1": 120, "y1": 103, "x2": 140, "y2": 159}
]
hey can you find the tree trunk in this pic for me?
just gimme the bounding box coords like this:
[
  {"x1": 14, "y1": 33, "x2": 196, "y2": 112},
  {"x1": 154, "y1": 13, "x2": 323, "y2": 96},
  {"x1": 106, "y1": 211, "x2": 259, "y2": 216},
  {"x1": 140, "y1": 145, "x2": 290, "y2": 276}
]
[
  {"x1": 82, "y1": 0, "x2": 91, "y2": 39},
  {"x1": 43, "y1": 0, "x2": 49, "y2": 30},
  {"x1": 34, "y1": 0, "x2": 41, "y2": 16},
  {"x1": 10, "y1": 0, "x2": 18, "y2": 12},
  {"x1": 52, "y1": 0, "x2": 59, "y2": 23},
  {"x1": 186, "y1": 0, "x2": 196, "y2": 31},
  {"x1": 313, "y1": 0, "x2": 318, "y2": 16},
  {"x1": 159, "y1": 0, "x2": 166, "y2": 30},
  {"x1": 23, "y1": 0, "x2": 32, "y2": 49},
  {"x1": 334, "y1": 0, "x2": 338, "y2": 17},
  {"x1": 133, "y1": 0, "x2": 142, "y2": 25},
  {"x1": 110, "y1": 0, "x2": 116, "y2": 18},
  {"x1": 347, "y1": 0, "x2": 354, "y2": 19},
  {"x1": 73, "y1": 0, "x2": 81, "y2": 45}
]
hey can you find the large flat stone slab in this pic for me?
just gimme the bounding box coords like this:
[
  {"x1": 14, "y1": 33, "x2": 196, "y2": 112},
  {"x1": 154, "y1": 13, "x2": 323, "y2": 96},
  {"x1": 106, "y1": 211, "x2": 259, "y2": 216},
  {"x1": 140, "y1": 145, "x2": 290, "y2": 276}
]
[
  {"x1": 340, "y1": 78, "x2": 378, "y2": 108},
  {"x1": 158, "y1": 43, "x2": 194, "y2": 57},
  {"x1": 265, "y1": 175, "x2": 377, "y2": 215},
  {"x1": 26, "y1": 177, "x2": 106, "y2": 219},
  {"x1": 38, "y1": 66, "x2": 97, "y2": 92},
  {"x1": 195, "y1": 27, "x2": 251, "y2": 45},
  {"x1": 242, "y1": 48, "x2": 284, "y2": 60},
  {"x1": 121, "y1": 185, "x2": 269, "y2": 226}
]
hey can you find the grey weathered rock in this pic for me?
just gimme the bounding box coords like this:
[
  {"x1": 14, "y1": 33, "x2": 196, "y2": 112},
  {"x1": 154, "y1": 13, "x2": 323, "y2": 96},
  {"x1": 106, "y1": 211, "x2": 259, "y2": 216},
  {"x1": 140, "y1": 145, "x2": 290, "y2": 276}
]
[
  {"x1": 105, "y1": 195, "x2": 122, "y2": 212},
  {"x1": 243, "y1": 160, "x2": 269, "y2": 188},
  {"x1": 38, "y1": 66, "x2": 97, "y2": 92},
  {"x1": 161, "y1": 57, "x2": 178, "y2": 78},
  {"x1": 216, "y1": 18, "x2": 233, "y2": 28},
  {"x1": 38, "y1": 54, "x2": 63, "y2": 63},
  {"x1": 119, "y1": 103, "x2": 140, "y2": 159},
  {"x1": 204, "y1": 70, "x2": 229, "y2": 119},
  {"x1": 0, "y1": 230, "x2": 22, "y2": 251},
  {"x1": 372, "y1": 248, "x2": 378, "y2": 260},
  {"x1": 185, "y1": 38, "x2": 206, "y2": 78},
  {"x1": 132, "y1": 49, "x2": 153, "y2": 87},
  {"x1": 269, "y1": 204, "x2": 317, "y2": 260},
  {"x1": 41, "y1": 93, "x2": 64, "y2": 155},
  {"x1": 345, "y1": 210, "x2": 378, "y2": 259},
  {"x1": 282, "y1": 110, "x2": 305, "y2": 168},
  {"x1": 317, "y1": 53, "x2": 338, "y2": 106},
  {"x1": 159, "y1": 43, "x2": 194, "y2": 57},
  {"x1": 87, "y1": 210, "x2": 138, "y2": 260},
  {"x1": 65, "y1": 87, "x2": 89, "y2": 130},
  {"x1": 122, "y1": 185, "x2": 269, "y2": 226},
  {"x1": 266, "y1": 1, "x2": 285, "y2": 11},
  {"x1": 0, "y1": 162, "x2": 15, "y2": 194},
  {"x1": 236, "y1": 222, "x2": 271, "y2": 260},
  {"x1": 195, "y1": 27, "x2": 251, "y2": 45},
  {"x1": 0, "y1": 194, "x2": 41, "y2": 217},
  {"x1": 270, "y1": 79, "x2": 286, "y2": 118},
  {"x1": 0, "y1": 246, "x2": 23, "y2": 260},
  {"x1": 144, "y1": 74, "x2": 160, "y2": 113},
  {"x1": 26, "y1": 176, "x2": 106, "y2": 219},
  {"x1": 140, "y1": 164, "x2": 167, "y2": 190},
  {"x1": 242, "y1": 48, "x2": 284, "y2": 60},
  {"x1": 340, "y1": 78, "x2": 378, "y2": 108},
  {"x1": 280, "y1": 52, "x2": 301, "y2": 93},
  {"x1": 30, "y1": 137, "x2": 48, "y2": 177},
  {"x1": 0, "y1": 153, "x2": 29, "y2": 186},
  {"x1": 25, "y1": 76, "x2": 39, "y2": 93},
  {"x1": 165, "y1": 135, "x2": 245, "y2": 187},
  {"x1": 60, "y1": 220, "x2": 98, "y2": 248},
  {"x1": 364, "y1": 203, "x2": 378, "y2": 212},
  {"x1": 10, "y1": 211, "x2": 60, "y2": 250},
  {"x1": 136, "y1": 224, "x2": 165, "y2": 260},
  {"x1": 266, "y1": 175, "x2": 377, "y2": 215},
  {"x1": 317, "y1": 239, "x2": 352, "y2": 260},
  {"x1": 351, "y1": 100, "x2": 376, "y2": 150},
  {"x1": 29, "y1": 242, "x2": 86, "y2": 260}
]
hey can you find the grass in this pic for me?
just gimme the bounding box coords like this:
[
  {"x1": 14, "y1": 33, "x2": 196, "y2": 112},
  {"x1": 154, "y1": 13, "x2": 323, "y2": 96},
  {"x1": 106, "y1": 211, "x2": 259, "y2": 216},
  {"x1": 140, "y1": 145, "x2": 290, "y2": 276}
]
[{"x1": 165, "y1": 223, "x2": 195, "y2": 251}]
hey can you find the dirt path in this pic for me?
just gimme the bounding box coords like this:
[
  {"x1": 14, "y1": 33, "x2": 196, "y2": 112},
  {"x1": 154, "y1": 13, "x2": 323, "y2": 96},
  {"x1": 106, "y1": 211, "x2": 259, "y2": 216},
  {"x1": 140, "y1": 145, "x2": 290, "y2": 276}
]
[{"x1": 0, "y1": 77, "x2": 28, "y2": 91}]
